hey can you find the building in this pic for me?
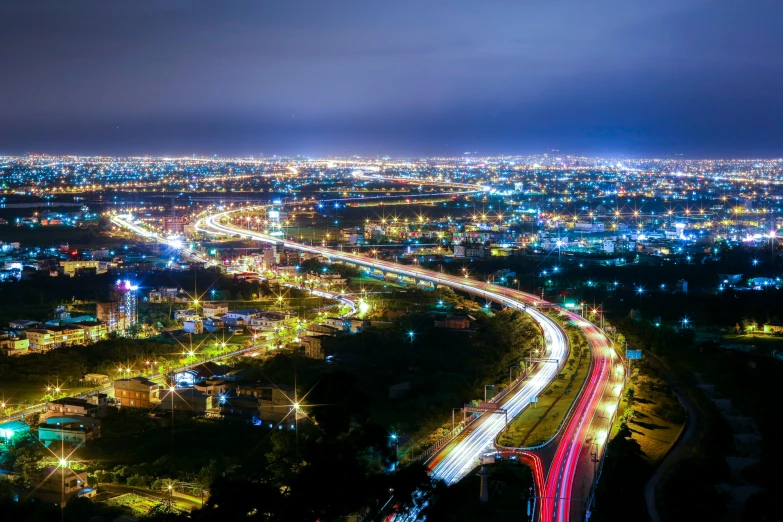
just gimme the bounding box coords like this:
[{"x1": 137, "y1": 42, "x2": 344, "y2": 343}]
[
  {"x1": 222, "y1": 309, "x2": 264, "y2": 326},
  {"x1": 0, "y1": 419, "x2": 31, "y2": 443},
  {"x1": 183, "y1": 319, "x2": 204, "y2": 334},
  {"x1": 38, "y1": 415, "x2": 101, "y2": 447},
  {"x1": 306, "y1": 323, "x2": 342, "y2": 337},
  {"x1": 174, "y1": 309, "x2": 199, "y2": 321},
  {"x1": 60, "y1": 260, "x2": 108, "y2": 277},
  {"x1": 763, "y1": 322, "x2": 783, "y2": 334},
  {"x1": 95, "y1": 280, "x2": 139, "y2": 334},
  {"x1": 434, "y1": 316, "x2": 472, "y2": 329},
  {"x1": 9, "y1": 319, "x2": 39, "y2": 330},
  {"x1": 320, "y1": 317, "x2": 367, "y2": 334},
  {"x1": 159, "y1": 387, "x2": 209, "y2": 413},
  {"x1": 162, "y1": 216, "x2": 189, "y2": 235},
  {"x1": 114, "y1": 377, "x2": 160, "y2": 409},
  {"x1": 0, "y1": 336, "x2": 29, "y2": 355},
  {"x1": 201, "y1": 302, "x2": 228, "y2": 319},
  {"x1": 248, "y1": 311, "x2": 293, "y2": 332},
  {"x1": 236, "y1": 383, "x2": 305, "y2": 425},
  {"x1": 22, "y1": 466, "x2": 96, "y2": 506},
  {"x1": 453, "y1": 241, "x2": 490, "y2": 259},
  {"x1": 301, "y1": 335, "x2": 326, "y2": 360},
  {"x1": 73, "y1": 321, "x2": 107, "y2": 343},
  {"x1": 45, "y1": 396, "x2": 107, "y2": 419},
  {"x1": 26, "y1": 325, "x2": 85, "y2": 351},
  {"x1": 97, "y1": 302, "x2": 132, "y2": 334}
]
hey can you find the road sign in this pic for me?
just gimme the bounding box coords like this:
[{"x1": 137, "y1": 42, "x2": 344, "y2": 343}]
[
  {"x1": 530, "y1": 397, "x2": 538, "y2": 403},
  {"x1": 626, "y1": 349, "x2": 642, "y2": 360}
]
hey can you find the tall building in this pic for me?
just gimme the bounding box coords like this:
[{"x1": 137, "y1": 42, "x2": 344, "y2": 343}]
[{"x1": 97, "y1": 280, "x2": 138, "y2": 334}]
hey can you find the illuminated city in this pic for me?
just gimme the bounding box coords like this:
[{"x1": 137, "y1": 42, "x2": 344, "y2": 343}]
[{"x1": 1, "y1": 2, "x2": 782, "y2": 522}]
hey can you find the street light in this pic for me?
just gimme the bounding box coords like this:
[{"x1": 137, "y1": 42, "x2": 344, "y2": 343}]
[{"x1": 407, "y1": 331, "x2": 415, "y2": 343}]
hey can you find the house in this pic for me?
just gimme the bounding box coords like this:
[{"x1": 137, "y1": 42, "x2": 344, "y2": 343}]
[
  {"x1": 434, "y1": 315, "x2": 472, "y2": 329},
  {"x1": 159, "y1": 388, "x2": 209, "y2": 413},
  {"x1": 82, "y1": 373, "x2": 110, "y2": 385},
  {"x1": 306, "y1": 324, "x2": 342, "y2": 337},
  {"x1": 183, "y1": 319, "x2": 204, "y2": 334},
  {"x1": 38, "y1": 415, "x2": 101, "y2": 447},
  {"x1": 21, "y1": 466, "x2": 96, "y2": 506},
  {"x1": 236, "y1": 383, "x2": 306, "y2": 425},
  {"x1": 763, "y1": 322, "x2": 783, "y2": 334},
  {"x1": 248, "y1": 311, "x2": 293, "y2": 332},
  {"x1": 0, "y1": 336, "x2": 29, "y2": 356},
  {"x1": 195, "y1": 377, "x2": 227, "y2": 396},
  {"x1": 203, "y1": 317, "x2": 224, "y2": 333},
  {"x1": 114, "y1": 376, "x2": 160, "y2": 408},
  {"x1": 9, "y1": 319, "x2": 39, "y2": 330},
  {"x1": 45, "y1": 396, "x2": 107, "y2": 419},
  {"x1": 301, "y1": 335, "x2": 327, "y2": 360},
  {"x1": 222, "y1": 309, "x2": 264, "y2": 326},
  {"x1": 320, "y1": 317, "x2": 367, "y2": 334},
  {"x1": 202, "y1": 302, "x2": 228, "y2": 319},
  {"x1": 174, "y1": 309, "x2": 199, "y2": 321}
]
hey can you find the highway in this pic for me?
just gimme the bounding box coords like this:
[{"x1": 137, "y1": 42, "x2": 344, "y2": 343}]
[
  {"x1": 112, "y1": 205, "x2": 617, "y2": 521},
  {"x1": 198, "y1": 208, "x2": 620, "y2": 521},
  {"x1": 541, "y1": 315, "x2": 621, "y2": 522}
]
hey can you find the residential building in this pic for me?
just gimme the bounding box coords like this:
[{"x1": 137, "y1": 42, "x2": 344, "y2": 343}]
[
  {"x1": 73, "y1": 321, "x2": 107, "y2": 343},
  {"x1": 248, "y1": 311, "x2": 293, "y2": 332},
  {"x1": 306, "y1": 324, "x2": 342, "y2": 337},
  {"x1": 0, "y1": 419, "x2": 31, "y2": 443},
  {"x1": 114, "y1": 376, "x2": 160, "y2": 409},
  {"x1": 26, "y1": 325, "x2": 85, "y2": 351},
  {"x1": 9, "y1": 319, "x2": 39, "y2": 330},
  {"x1": 159, "y1": 388, "x2": 209, "y2": 413},
  {"x1": 184, "y1": 319, "x2": 204, "y2": 334},
  {"x1": 763, "y1": 322, "x2": 783, "y2": 334},
  {"x1": 301, "y1": 335, "x2": 326, "y2": 360},
  {"x1": 174, "y1": 309, "x2": 199, "y2": 321},
  {"x1": 38, "y1": 415, "x2": 101, "y2": 447},
  {"x1": 45, "y1": 396, "x2": 107, "y2": 419},
  {"x1": 201, "y1": 302, "x2": 228, "y2": 318},
  {"x1": 22, "y1": 466, "x2": 96, "y2": 506},
  {"x1": 0, "y1": 336, "x2": 29, "y2": 355},
  {"x1": 236, "y1": 383, "x2": 305, "y2": 425},
  {"x1": 222, "y1": 309, "x2": 264, "y2": 326},
  {"x1": 60, "y1": 260, "x2": 108, "y2": 277}
]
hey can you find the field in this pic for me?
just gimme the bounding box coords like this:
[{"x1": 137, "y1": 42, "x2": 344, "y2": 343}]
[
  {"x1": 0, "y1": 224, "x2": 125, "y2": 249},
  {"x1": 104, "y1": 493, "x2": 163, "y2": 516}
]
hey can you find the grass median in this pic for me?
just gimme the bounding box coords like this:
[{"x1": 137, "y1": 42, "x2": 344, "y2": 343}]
[{"x1": 497, "y1": 318, "x2": 590, "y2": 448}]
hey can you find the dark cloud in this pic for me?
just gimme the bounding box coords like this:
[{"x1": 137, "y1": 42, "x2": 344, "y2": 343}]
[{"x1": 1, "y1": 0, "x2": 782, "y2": 157}]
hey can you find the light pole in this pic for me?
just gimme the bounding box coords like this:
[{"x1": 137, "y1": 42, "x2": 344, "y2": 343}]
[{"x1": 453, "y1": 407, "x2": 461, "y2": 432}]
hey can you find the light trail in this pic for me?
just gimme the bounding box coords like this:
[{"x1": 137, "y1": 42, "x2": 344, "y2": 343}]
[{"x1": 198, "y1": 207, "x2": 575, "y2": 521}]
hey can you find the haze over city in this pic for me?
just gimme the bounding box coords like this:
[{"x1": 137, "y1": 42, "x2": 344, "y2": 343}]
[{"x1": 2, "y1": 1, "x2": 783, "y2": 158}]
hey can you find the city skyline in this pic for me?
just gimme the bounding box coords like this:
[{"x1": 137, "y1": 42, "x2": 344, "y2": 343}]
[{"x1": 2, "y1": 1, "x2": 783, "y2": 158}]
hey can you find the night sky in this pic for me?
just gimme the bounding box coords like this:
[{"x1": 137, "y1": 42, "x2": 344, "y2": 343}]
[{"x1": 1, "y1": 1, "x2": 782, "y2": 158}]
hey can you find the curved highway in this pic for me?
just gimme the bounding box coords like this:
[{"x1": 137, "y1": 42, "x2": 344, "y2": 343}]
[{"x1": 196, "y1": 207, "x2": 616, "y2": 522}]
